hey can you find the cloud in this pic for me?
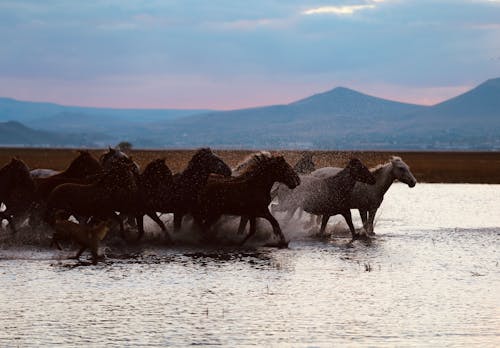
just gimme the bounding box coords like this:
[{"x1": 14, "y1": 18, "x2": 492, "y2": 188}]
[
  {"x1": 302, "y1": 4, "x2": 376, "y2": 15},
  {"x1": 302, "y1": 0, "x2": 386, "y2": 16}
]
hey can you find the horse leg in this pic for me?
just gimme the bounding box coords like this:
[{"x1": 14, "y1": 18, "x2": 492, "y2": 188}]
[
  {"x1": 147, "y1": 212, "x2": 167, "y2": 231},
  {"x1": 341, "y1": 210, "x2": 361, "y2": 241},
  {"x1": 136, "y1": 215, "x2": 145, "y2": 241},
  {"x1": 237, "y1": 216, "x2": 249, "y2": 234},
  {"x1": 111, "y1": 212, "x2": 126, "y2": 240},
  {"x1": 201, "y1": 214, "x2": 221, "y2": 244},
  {"x1": 367, "y1": 208, "x2": 377, "y2": 235},
  {"x1": 173, "y1": 213, "x2": 183, "y2": 233},
  {"x1": 319, "y1": 215, "x2": 330, "y2": 235},
  {"x1": 73, "y1": 245, "x2": 87, "y2": 260},
  {"x1": 260, "y1": 210, "x2": 287, "y2": 248},
  {"x1": 147, "y1": 212, "x2": 172, "y2": 243},
  {"x1": 240, "y1": 217, "x2": 256, "y2": 246},
  {"x1": 359, "y1": 209, "x2": 369, "y2": 233}
]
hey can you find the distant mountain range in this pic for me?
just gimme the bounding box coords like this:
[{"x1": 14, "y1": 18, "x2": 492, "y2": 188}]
[{"x1": 1, "y1": 78, "x2": 499, "y2": 149}]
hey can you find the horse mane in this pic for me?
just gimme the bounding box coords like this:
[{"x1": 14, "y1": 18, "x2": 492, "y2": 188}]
[
  {"x1": 141, "y1": 158, "x2": 172, "y2": 182},
  {"x1": 184, "y1": 148, "x2": 213, "y2": 171},
  {"x1": 235, "y1": 152, "x2": 276, "y2": 179},
  {"x1": 370, "y1": 156, "x2": 403, "y2": 175},
  {"x1": 64, "y1": 151, "x2": 93, "y2": 173},
  {"x1": 233, "y1": 151, "x2": 272, "y2": 175}
]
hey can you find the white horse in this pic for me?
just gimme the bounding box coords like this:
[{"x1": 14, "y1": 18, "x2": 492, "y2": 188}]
[
  {"x1": 273, "y1": 159, "x2": 376, "y2": 240},
  {"x1": 311, "y1": 156, "x2": 416, "y2": 234}
]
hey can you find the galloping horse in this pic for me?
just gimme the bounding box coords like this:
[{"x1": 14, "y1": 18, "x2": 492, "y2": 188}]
[
  {"x1": 44, "y1": 159, "x2": 139, "y2": 234},
  {"x1": 161, "y1": 148, "x2": 232, "y2": 232},
  {"x1": 311, "y1": 156, "x2": 417, "y2": 234},
  {"x1": 0, "y1": 158, "x2": 36, "y2": 232},
  {"x1": 276, "y1": 158, "x2": 376, "y2": 240},
  {"x1": 100, "y1": 147, "x2": 140, "y2": 174},
  {"x1": 34, "y1": 150, "x2": 102, "y2": 201},
  {"x1": 135, "y1": 158, "x2": 174, "y2": 241},
  {"x1": 197, "y1": 153, "x2": 300, "y2": 247}
]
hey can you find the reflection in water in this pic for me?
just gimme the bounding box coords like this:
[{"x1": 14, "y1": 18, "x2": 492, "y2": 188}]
[{"x1": 0, "y1": 184, "x2": 499, "y2": 346}]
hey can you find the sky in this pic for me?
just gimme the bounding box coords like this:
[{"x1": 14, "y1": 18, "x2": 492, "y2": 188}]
[{"x1": 0, "y1": 0, "x2": 499, "y2": 109}]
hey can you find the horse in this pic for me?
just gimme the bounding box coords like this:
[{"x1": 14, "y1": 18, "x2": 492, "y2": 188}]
[
  {"x1": 100, "y1": 147, "x2": 140, "y2": 174},
  {"x1": 196, "y1": 153, "x2": 300, "y2": 247},
  {"x1": 0, "y1": 158, "x2": 36, "y2": 232},
  {"x1": 232, "y1": 151, "x2": 277, "y2": 235},
  {"x1": 311, "y1": 156, "x2": 417, "y2": 234},
  {"x1": 275, "y1": 158, "x2": 376, "y2": 241},
  {"x1": 34, "y1": 150, "x2": 102, "y2": 201},
  {"x1": 44, "y1": 159, "x2": 139, "y2": 236},
  {"x1": 134, "y1": 158, "x2": 175, "y2": 241},
  {"x1": 159, "y1": 148, "x2": 232, "y2": 232},
  {"x1": 293, "y1": 152, "x2": 316, "y2": 174}
]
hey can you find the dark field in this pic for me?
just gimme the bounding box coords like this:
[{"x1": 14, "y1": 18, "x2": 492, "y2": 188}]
[{"x1": 1, "y1": 147, "x2": 499, "y2": 183}]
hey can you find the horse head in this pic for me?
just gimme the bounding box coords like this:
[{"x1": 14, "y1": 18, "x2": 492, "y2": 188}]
[
  {"x1": 100, "y1": 147, "x2": 139, "y2": 174},
  {"x1": 190, "y1": 148, "x2": 231, "y2": 177},
  {"x1": 274, "y1": 155, "x2": 301, "y2": 189},
  {"x1": 348, "y1": 158, "x2": 376, "y2": 185},
  {"x1": 390, "y1": 157, "x2": 417, "y2": 188},
  {"x1": 66, "y1": 150, "x2": 102, "y2": 177},
  {"x1": 142, "y1": 158, "x2": 173, "y2": 186}
]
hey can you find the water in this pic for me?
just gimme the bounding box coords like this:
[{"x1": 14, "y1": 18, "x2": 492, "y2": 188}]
[{"x1": 1, "y1": 184, "x2": 499, "y2": 347}]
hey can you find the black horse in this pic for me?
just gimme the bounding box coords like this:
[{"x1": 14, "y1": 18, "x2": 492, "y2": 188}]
[
  {"x1": 44, "y1": 158, "x2": 139, "y2": 236},
  {"x1": 157, "y1": 148, "x2": 232, "y2": 232},
  {"x1": 134, "y1": 158, "x2": 175, "y2": 241},
  {"x1": 197, "y1": 153, "x2": 300, "y2": 247}
]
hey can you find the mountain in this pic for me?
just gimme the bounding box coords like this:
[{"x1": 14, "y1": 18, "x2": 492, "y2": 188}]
[
  {"x1": 429, "y1": 78, "x2": 500, "y2": 120},
  {"x1": 145, "y1": 79, "x2": 499, "y2": 149},
  {"x1": 0, "y1": 121, "x2": 105, "y2": 147},
  {"x1": 146, "y1": 87, "x2": 427, "y2": 148},
  {"x1": 0, "y1": 97, "x2": 210, "y2": 140},
  {"x1": 1, "y1": 78, "x2": 499, "y2": 149}
]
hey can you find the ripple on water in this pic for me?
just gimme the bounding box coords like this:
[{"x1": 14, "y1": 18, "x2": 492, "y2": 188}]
[{"x1": 0, "y1": 184, "x2": 499, "y2": 346}]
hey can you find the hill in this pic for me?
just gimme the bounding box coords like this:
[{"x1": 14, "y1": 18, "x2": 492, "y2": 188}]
[
  {"x1": 0, "y1": 121, "x2": 105, "y2": 147},
  {"x1": 1, "y1": 78, "x2": 499, "y2": 149}
]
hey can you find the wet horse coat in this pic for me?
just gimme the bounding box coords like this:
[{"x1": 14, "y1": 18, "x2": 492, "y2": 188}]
[
  {"x1": 311, "y1": 157, "x2": 417, "y2": 234},
  {"x1": 277, "y1": 158, "x2": 376, "y2": 240},
  {"x1": 197, "y1": 153, "x2": 300, "y2": 247}
]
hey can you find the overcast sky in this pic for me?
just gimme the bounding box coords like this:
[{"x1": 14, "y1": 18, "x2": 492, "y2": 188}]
[{"x1": 0, "y1": 0, "x2": 499, "y2": 109}]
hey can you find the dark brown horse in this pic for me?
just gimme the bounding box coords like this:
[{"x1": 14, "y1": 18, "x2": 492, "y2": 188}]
[
  {"x1": 44, "y1": 159, "x2": 139, "y2": 234},
  {"x1": 0, "y1": 158, "x2": 36, "y2": 232},
  {"x1": 157, "y1": 148, "x2": 232, "y2": 232},
  {"x1": 135, "y1": 158, "x2": 174, "y2": 241},
  {"x1": 196, "y1": 153, "x2": 300, "y2": 247},
  {"x1": 34, "y1": 150, "x2": 102, "y2": 201}
]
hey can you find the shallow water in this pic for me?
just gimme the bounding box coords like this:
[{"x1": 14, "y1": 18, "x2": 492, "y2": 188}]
[{"x1": 1, "y1": 183, "x2": 499, "y2": 347}]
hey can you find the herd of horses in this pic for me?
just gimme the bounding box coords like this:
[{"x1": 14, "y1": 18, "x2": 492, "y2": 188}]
[{"x1": 0, "y1": 147, "x2": 417, "y2": 261}]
